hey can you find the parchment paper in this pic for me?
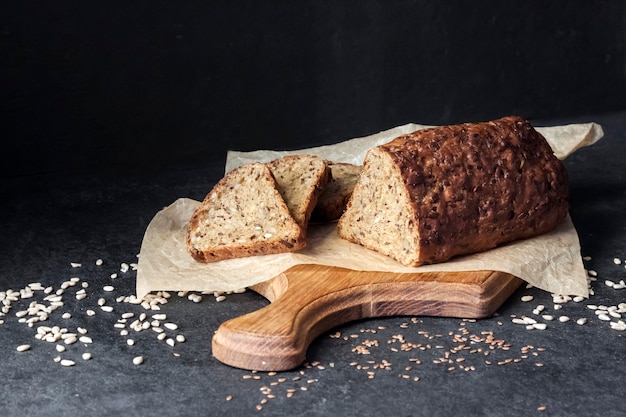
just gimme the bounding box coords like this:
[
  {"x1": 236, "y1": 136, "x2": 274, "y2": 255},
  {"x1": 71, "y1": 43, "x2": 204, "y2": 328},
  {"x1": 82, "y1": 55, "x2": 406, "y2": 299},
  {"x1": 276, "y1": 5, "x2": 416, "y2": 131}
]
[{"x1": 136, "y1": 122, "x2": 604, "y2": 299}]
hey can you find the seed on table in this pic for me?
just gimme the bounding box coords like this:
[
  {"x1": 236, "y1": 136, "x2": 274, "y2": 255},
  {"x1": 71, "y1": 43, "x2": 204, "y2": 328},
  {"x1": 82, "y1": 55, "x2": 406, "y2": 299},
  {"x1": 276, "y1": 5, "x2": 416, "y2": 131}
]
[
  {"x1": 60, "y1": 359, "x2": 76, "y2": 367},
  {"x1": 152, "y1": 314, "x2": 166, "y2": 321},
  {"x1": 16, "y1": 344, "x2": 31, "y2": 352},
  {"x1": 86, "y1": 310, "x2": 96, "y2": 316},
  {"x1": 610, "y1": 321, "x2": 626, "y2": 331},
  {"x1": 614, "y1": 258, "x2": 622, "y2": 265},
  {"x1": 542, "y1": 315, "x2": 554, "y2": 321},
  {"x1": 96, "y1": 259, "x2": 103, "y2": 266},
  {"x1": 82, "y1": 352, "x2": 92, "y2": 360},
  {"x1": 103, "y1": 286, "x2": 115, "y2": 292},
  {"x1": 127, "y1": 339, "x2": 135, "y2": 346},
  {"x1": 166, "y1": 338, "x2": 175, "y2": 347},
  {"x1": 77, "y1": 327, "x2": 88, "y2": 335},
  {"x1": 558, "y1": 316, "x2": 570, "y2": 323},
  {"x1": 576, "y1": 318, "x2": 587, "y2": 325},
  {"x1": 164, "y1": 323, "x2": 178, "y2": 331},
  {"x1": 520, "y1": 295, "x2": 534, "y2": 302},
  {"x1": 56, "y1": 344, "x2": 66, "y2": 352},
  {"x1": 598, "y1": 314, "x2": 611, "y2": 321},
  {"x1": 133, "y1": 356, "x2": 144, "y2": 365},
  {"x1": 62, "y1": 312, "x2": 71, "y2": 319},
  {"x1": 64, "y1": 336, "x2": 78, "y2": 345},
  {"x1": 79, "y1": 336, "x2": 93, "y2": 344},
  {"x1": 100, "y1": 306, "x2": 114, "y2": 313},
  {"x1": 175, "y1": 335, "x2": 186, "y2": 343}
]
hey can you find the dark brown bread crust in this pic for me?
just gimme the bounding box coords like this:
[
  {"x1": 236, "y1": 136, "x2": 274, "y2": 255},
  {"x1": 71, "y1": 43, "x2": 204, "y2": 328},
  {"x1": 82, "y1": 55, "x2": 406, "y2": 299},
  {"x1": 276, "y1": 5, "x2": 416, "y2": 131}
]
[{"x1": 340, "y1": 116, "x2": 569, "y2": 266}]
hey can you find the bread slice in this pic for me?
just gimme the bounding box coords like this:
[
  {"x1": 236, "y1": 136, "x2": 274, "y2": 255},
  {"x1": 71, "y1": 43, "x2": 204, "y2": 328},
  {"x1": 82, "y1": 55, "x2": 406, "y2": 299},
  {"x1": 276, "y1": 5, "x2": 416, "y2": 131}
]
[
  {"x1": 311, "y1": 162, "x2": 362, "y2": 222},
  {"x1": 337, "y1": 116, "x2": 569, "y2": 267},
  {"x1": 186, "y1": 162, "x2": 305, "y2": 263},
  {"x1": 267, "y1": 155, "x2": 331, "y2": 230}
]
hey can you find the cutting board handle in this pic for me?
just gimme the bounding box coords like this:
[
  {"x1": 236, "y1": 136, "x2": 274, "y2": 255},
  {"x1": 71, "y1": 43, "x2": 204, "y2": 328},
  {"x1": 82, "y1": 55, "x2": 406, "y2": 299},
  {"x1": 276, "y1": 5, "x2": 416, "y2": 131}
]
[{"x1": 211, "y1": 265, "x2": 521, "y2": 371}]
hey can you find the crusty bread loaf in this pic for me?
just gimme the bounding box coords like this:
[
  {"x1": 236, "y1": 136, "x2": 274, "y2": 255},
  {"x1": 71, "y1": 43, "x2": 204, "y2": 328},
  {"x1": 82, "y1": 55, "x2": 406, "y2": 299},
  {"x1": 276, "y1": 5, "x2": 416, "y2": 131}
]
[
  {"x1": 186, "y1": 162, "x2": 306, "y2": 263},
  {"x1": 337, "y1": 116, "x2": 569, "y2": 267},
  {"x1": 267, "y1": 155, "x2": 331, "y2": 229},
  {"x1": 311, "y1": 162, "x2": 362, "y2": 222}
]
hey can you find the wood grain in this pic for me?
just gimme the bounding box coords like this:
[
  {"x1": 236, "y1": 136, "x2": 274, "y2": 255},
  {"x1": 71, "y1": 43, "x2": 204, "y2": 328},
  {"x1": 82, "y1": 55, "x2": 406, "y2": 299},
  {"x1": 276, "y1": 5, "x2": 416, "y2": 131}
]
[{"x1": 212, "y1": 264, "x2": 522, "y2": 371}]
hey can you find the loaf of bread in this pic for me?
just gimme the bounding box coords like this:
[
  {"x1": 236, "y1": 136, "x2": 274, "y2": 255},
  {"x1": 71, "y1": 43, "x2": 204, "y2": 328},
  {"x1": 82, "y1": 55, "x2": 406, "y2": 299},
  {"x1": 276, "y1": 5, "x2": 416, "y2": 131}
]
[
  {"x1": 337, "y1": 116, "x2": 569, "y2": 267},
  {"x1": 311, "y1": 162, "x2": 362, "y2": 222},
  {"x1": 186, "y1": 155, "x2": 330, "y2": 263}
]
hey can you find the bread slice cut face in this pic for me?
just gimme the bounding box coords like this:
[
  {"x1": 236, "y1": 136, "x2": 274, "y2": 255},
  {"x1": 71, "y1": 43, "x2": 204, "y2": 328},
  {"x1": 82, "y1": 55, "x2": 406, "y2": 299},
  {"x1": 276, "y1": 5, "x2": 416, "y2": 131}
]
[
  {"x1": 186, "y1": 162, "x2": 306, "y2": 263},
  {"x1": 311, "y1": 162, "x2": 362, "y2": 223},
  {"x1": 267, "y1": 155, "x2": 331, "y2": 229}
]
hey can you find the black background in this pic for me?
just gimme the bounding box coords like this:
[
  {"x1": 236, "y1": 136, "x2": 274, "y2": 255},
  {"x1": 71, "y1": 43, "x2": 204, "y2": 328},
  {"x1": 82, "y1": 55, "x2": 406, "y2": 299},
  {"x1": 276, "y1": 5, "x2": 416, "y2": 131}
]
[{"x1": 2, "y1": 1, "x2": 625, "y2": 177}]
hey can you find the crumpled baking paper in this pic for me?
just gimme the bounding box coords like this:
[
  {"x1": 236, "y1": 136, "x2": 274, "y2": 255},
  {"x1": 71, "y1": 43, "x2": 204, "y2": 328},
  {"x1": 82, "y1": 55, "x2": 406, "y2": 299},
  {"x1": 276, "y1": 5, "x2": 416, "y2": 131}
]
[{"x1": 136, "y1": 121, "x2": 604, "y2": 299}]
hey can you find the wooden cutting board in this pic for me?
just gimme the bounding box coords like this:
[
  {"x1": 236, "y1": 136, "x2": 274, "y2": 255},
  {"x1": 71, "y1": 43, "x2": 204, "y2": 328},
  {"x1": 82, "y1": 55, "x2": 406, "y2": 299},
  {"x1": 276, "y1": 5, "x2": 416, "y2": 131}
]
[{"x1": 212, "y1": 265, "x2": 522, "y2": 371}]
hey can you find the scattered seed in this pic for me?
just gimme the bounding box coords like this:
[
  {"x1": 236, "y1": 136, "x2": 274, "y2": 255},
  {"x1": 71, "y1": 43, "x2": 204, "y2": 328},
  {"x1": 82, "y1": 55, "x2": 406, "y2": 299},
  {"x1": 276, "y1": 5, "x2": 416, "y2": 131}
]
[
  {"x1": 520, "y1": 295, "x2": 534, "y2": 302},
  {"x1": 16, "y1": 344, "x2": 31, "y2": 352},
  {"x1": 133, "y1": 356, "x2": 144, "y2": 365},
  {"x1": 127, "y1": 339, "x2": 135, "y2": 346},
  {"x1": 82, "y1": 352, "x2": 92, "y2": 360},
  {"x1": 103, "y1": 286, "x2": 115, "y2": 292},
  {"x1": 164, "y1": 322, "x2": 178, "y2": 331},
  {"x1": 576, "y1": 318, "x2": 587, "y2": 325},
  {"x1": 79, "y1": 336, "x2": 93, "y2": 344},
  {"x1": 558, "y1": 316, "x2": 570, "y2": 323},
  {"x1": 60, "y1": 359, "x2": 76, "y2": 367}
]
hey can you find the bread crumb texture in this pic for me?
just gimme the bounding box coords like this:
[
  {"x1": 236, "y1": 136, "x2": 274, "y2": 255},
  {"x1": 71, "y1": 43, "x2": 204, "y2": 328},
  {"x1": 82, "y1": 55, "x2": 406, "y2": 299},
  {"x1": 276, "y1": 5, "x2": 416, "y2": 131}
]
[{"x1": 186, "y1": 162, "x2": 305, "y2": 262}]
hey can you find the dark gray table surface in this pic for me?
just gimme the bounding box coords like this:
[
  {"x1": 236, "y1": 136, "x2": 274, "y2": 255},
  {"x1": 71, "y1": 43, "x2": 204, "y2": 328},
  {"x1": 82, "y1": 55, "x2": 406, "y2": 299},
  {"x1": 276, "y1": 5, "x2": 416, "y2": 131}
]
[{"x1": 1, "y1": 111, "x2": 625, "y2": 417}]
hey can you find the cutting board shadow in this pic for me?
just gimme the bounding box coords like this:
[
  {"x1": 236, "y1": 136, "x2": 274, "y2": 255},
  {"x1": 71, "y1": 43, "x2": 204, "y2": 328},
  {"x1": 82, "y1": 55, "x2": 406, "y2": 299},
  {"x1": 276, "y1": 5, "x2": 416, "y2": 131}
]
[{"x1": 212, "y1": 264, "x2": 522, "y2": 371}]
